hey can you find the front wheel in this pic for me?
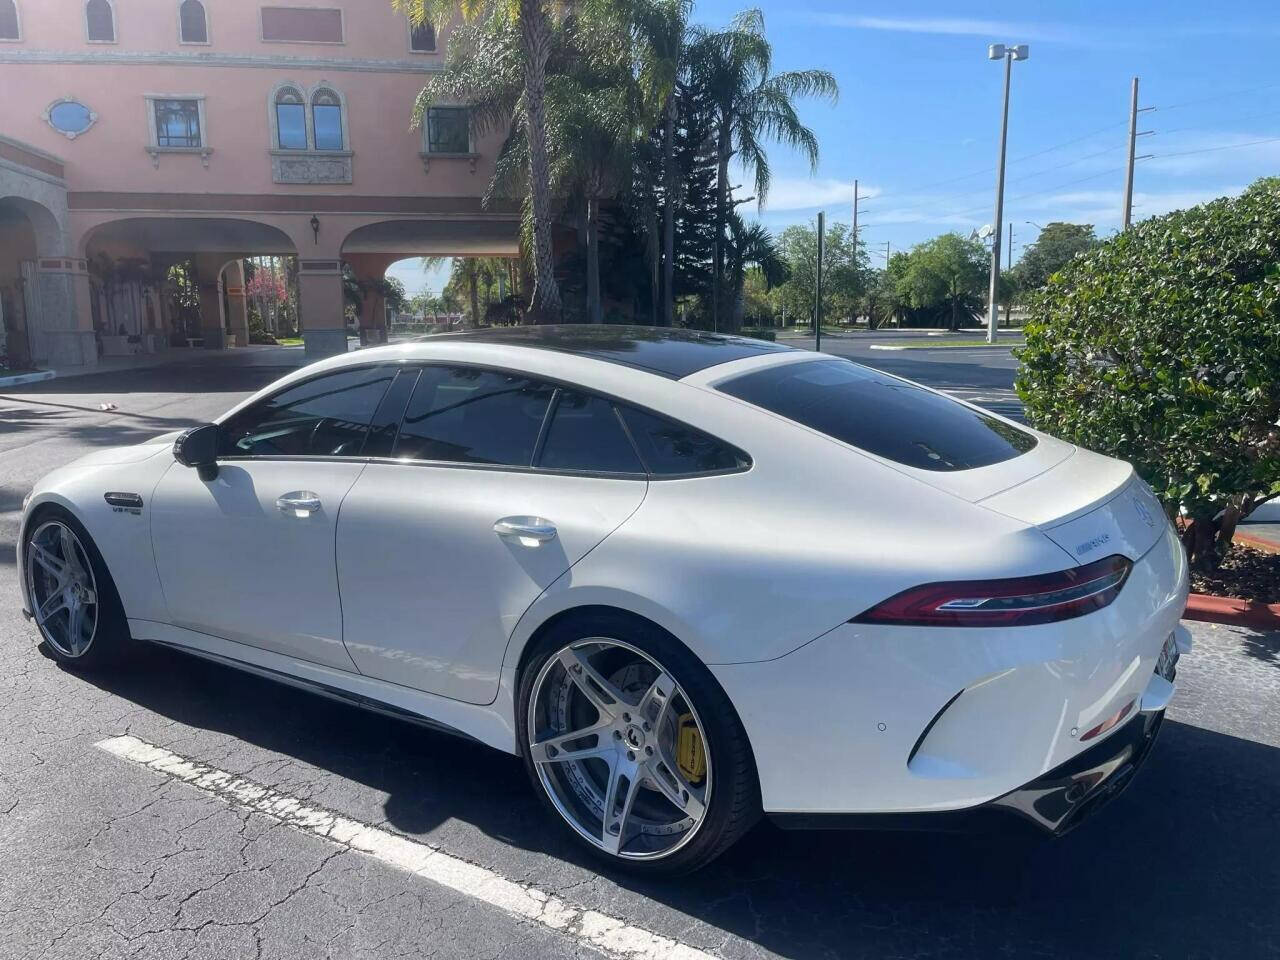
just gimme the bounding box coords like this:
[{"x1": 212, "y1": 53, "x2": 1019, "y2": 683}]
[
  {"x1": 518, "y1": 612, "x2": 760, "y2": 875},
  {"x1": 24, "y1": 508, "x2": 132, "y2": 669}
]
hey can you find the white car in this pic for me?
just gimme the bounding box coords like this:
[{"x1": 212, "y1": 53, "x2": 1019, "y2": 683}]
[{"x1": 18, "y1": 326, "x2": 1190, "y2": 874}]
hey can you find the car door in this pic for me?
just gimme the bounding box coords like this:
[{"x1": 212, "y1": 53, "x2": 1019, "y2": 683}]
[
  {"x1": 150, "y1": 363, "x2": 406, "y2": 670},
  {"x1": 335, "y1": 365, "x2": 649, "y2": 704}
]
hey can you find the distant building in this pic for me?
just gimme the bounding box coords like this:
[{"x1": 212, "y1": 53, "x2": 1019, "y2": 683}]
[{"x1": 0, "y1": 0, "x2": 517, "y2": 367}]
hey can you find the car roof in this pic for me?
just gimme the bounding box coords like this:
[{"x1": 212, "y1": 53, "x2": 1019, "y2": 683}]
[{"x1": 419, "y1": 324, "x2": 797, "y2": 379}]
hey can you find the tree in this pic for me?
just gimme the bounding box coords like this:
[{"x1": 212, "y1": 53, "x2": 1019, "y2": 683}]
[
  {"x1": 399, "y1": 0, "x2": 564, "y2": 322},
  {"x1": 688, "y1": 9, "x2": 836, "y2": 330},
  {"x1": 1016, "y1": 178, "x2": 1280, "y2": 568},
  {"x1": 773, "y1": 221, "x2": 864, "y2": 327},
  {"x1": 896, "y1": 233, "x2": 987, "y2": 330},
  {"x1": 724, "y1": 214, "x2": 786, "y2": 330},
  {"x1": 1010, "y1": 222, "x2": 1097, "y2": 293}
]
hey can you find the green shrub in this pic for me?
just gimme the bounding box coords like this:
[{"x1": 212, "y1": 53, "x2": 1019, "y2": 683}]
[
  {"x1": 1016, "y1": 177, "x2": 1280, "y2": 564},
  {"x1": 738, "y1": 328, "x2": 777, "y2": 341}
]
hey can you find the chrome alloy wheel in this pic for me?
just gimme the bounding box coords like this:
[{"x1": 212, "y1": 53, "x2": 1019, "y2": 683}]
[
  {"x1": 528, "y1": 639, "x2": 712, "y2": 860},
  {"x1": 25, "y1": 520, "x2": 99, "y2": 658}
]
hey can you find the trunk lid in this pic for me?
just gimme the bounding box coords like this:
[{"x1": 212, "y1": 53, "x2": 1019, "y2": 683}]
[{"x1": 977, "y1": 446, "x2": 1168, "y2": 563}]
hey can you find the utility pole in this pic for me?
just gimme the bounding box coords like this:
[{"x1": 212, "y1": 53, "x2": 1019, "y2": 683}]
[
  {"x1": 851, "y1": 180, "x2": 859, "y2": 255},
  {"x1": 815, "y1": 211, "x2": 825, "y2": 353},
  {"x1": 1123, "y1": 77, "x2": 1156, "y2": 229},
  {"x1": 986, "y1": 43, "x2": 1028, "y2": 344}
]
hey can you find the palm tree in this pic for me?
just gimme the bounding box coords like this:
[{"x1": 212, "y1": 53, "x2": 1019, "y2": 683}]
[
  {"x1": 398, "y1": 0, "x2": 564, "y2": 323},
  {"x1": 724, "y1": 213, "x2": 786, "y2": 331},
  {"x1": 688, "y1": 9, "x2": 836, "y2": 331}
]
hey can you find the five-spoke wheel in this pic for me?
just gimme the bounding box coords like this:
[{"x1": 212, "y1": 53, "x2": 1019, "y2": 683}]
[
  {"x1": 26, "y1": 519, "x2": 100, "y2": 658},
  {"x1": 528, "y1": 638, "x2": 712, "y2": 860}
]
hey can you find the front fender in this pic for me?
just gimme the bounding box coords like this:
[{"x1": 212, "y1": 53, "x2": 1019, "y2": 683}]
[{"x1": 18, "y1": 451, "x2": 176, "y2": 625}]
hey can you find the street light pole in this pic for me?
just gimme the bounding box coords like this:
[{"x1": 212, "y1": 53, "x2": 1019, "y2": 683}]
[
  {"x1": 815, "y1": 210, "x2": 825, "y2": 353},
  {"x1": 986, "y1": 43, "x2": 1028, "y2": 344}
]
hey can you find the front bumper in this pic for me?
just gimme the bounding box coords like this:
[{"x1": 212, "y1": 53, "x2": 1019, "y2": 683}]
[{"x1": 774, "y1": 685, "x2": 1168, "y2": 836}]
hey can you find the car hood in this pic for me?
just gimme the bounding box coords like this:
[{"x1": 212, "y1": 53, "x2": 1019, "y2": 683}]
[{"x1": 67, "y1": 433, "x2": 180, "y2": 468}]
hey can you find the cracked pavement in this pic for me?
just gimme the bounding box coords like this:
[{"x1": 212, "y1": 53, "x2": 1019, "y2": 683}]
[{"x1": 1, "y1": 352, "x2": 1279, "y2": 959}]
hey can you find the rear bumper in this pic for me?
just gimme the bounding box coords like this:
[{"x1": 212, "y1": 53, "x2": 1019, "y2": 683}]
[{"x1": 773, "y1": 692, "x2": 1167, "y2": 837}]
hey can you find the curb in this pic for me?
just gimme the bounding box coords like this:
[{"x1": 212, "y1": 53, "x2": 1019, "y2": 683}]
[
  {"x1": 0, "y1": 369, "x2": 55, "y2": 388},
  {"x1": 1234, "y1": 530, "x2": 1280, "y2": 555},
  {"x1": 868, "y1": 343, "x2": 1022, "y2": 352},
  {"x1": 1184, "y1": 593, "x2": 1280, "y2": 630}
]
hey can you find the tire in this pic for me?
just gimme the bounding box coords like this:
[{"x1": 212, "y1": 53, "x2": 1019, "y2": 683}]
[
  {"x1": 24, "y1": 506, "x2": 133, "y2": 670},
  {"x1": 517, "y1": 609, "x2": 761, "y2": 875}
]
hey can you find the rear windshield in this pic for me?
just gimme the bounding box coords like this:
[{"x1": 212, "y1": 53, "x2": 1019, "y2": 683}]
[{"x1": 717, "y1": 359, "x2": 1036, "y2": 472}]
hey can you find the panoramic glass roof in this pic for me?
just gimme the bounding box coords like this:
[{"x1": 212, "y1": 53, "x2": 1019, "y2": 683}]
[{"x1": 429, "y1": 325, "x2": 796, "y2": 378}]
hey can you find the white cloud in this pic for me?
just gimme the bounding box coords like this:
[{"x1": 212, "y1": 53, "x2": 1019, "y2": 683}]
[
  {"x1": 805, "y1": 14, "x2": 1092, "y2": 45},
  {"x1": 758, "y1": 177, "x2": 881, "y2": 212}
]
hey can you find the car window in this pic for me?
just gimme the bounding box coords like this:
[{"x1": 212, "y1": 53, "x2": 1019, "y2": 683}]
[
  {"x1": 395, "y1": 365, "x2": 554, "y2": 466},
  {"x1": 617, "y1": 405, "x2": 749, "y2": 476},
  {"x1": 717, "y1": 358, "x2": 1036, "y2": 471},
  {"x1": 219, "y1": 365, "x2": 396, "y2": 458},
  {"x1": 537, "y1": 390, "x2": 644, "y2": 475}
]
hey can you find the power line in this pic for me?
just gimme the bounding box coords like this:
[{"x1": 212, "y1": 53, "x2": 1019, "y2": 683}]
[
  {"x1": 1151, "y1": 135, "x2": 1280, "y2": 160},
  {"x1": 1158, "y1": 80, "x2": 1280, "y2": 113},
  {"x1": 862, "y1": 118, "x2": 1129, "y2": 207}
]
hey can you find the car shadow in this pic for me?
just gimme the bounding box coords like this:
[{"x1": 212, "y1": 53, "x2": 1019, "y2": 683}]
[{"x1": 75, "y1": 643, "x2": 1280, "y2": 960}]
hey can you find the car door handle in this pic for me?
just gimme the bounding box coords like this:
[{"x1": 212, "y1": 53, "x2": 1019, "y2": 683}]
[
  {"x1": 277, "y1": 492, "x2": 322, "y2": 517},
  {"x1": 493, "y1": 516, "x2": 557, "y2": 545}
]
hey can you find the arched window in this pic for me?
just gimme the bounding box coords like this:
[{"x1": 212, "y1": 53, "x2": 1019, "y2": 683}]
[
  {"x1": 311, "y1": 88, "x2": 343, "y2": 151},
  {"x1": 179, "y1": 0, "x2": 208, "y2": 43},
  {"x1": 274, "y1": 86, "x2": 307, "y2": 150},
  {"x1": 0, "y1": 0, "x2": 21, "y2": 41},
  {"x1": 85, "y1": 0, "x2": 115, "y2": 42}
]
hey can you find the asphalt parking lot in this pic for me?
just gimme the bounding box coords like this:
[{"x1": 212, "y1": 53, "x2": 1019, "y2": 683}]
[{"x1": 1, "y1": 346, "x2": 1278, "y2": 960}]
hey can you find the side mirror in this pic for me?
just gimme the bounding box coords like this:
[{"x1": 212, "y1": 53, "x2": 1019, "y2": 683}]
[{"x1": 173, "y1": 423, "x2": 221, "y2": 481}]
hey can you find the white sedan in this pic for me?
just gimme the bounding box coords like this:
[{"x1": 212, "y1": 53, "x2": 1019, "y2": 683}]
[{"x1": 18, "y1": 326, "x2": 1190, "y2": 874}]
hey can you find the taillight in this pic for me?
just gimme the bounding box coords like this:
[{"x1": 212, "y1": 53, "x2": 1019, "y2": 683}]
[{"x1": 851, "y1": 555, "x2": 1133, "y2": 628}]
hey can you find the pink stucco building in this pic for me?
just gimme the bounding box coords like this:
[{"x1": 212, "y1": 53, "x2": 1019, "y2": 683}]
[{"x1": 0, "y1": 0, "x2": 517, "y2": 366}]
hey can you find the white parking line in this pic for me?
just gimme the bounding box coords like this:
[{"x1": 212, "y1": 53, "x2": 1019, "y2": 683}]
[{"x1": 96, "y1": 735, "x2": 715, "y2": 960}]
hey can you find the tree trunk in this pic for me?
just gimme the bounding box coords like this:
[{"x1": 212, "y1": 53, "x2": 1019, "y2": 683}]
[
  {"x1": 661, "y1": 93, "x2": 677, "y2": 327},
  {"x1": 519, "y1": 0, "x2": 562, "y2": 324},
  {"x1": 713, "y1": 120, "x2": 730, "y2": 333},
  {"x1": 949, "y1": 294, "x2": 960, "y2": 331},
  {"x1": 586, "y1": 196, "x2": 602, "y2": 324},
  {"x1": 468, "y1": 270, "x2": 480, "y2": 329}
]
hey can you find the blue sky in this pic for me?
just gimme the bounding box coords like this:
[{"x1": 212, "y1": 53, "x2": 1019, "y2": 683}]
[{"x1": 391, "y1": 0, "x2": 1280, "y2": 294}]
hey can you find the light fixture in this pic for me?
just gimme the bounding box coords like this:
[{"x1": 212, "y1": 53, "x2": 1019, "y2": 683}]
[{"x1": 310, "y1": 215, "x2": 321, "y2": 245}]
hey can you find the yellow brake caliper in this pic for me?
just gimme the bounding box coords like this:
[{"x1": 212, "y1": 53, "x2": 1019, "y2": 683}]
[{"x1": 675, "y1": 713, "x2": 706, "y2": 784}]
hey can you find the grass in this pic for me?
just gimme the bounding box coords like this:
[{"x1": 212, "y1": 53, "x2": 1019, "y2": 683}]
[
  {"x1": 874, "y1": 338, "x2": 1024, "y2": 349},
  {"x1": 274, "y1": 337, "x2": 304, "y2": 346}
]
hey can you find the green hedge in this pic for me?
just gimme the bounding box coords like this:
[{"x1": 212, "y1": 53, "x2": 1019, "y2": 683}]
[{"x1": 1016, "y1": 177, "x2": 1280, "y2": 532}]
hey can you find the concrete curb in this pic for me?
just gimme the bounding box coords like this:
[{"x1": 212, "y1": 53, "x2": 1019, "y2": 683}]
[
  {"x1": 870, "y1": 342, "x2": 1023, "y2": 352},
  {"x1": 1184, "y1": 593, "x2": 1280, "y2": 630},
  {"x1": 1234, "y1": 530, "x2": 1280, "y2": 555},
  {"x1": 0, "y1": 369, "x2": 55, "y2": 388}
]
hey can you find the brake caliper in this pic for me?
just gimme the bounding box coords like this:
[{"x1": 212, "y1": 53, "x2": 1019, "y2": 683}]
[{"x1": 675, "y1": 713, "x2": 706, "y2": 784}]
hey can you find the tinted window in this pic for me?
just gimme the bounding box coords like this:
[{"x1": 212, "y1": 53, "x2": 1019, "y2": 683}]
[
  {"x1": 395, "y1": 366, "x2": 553, "y2": 466},
  {"x1": 718, "y1": 359, "x2": 1036, "y2": 472},
  {"x1": 537, "y1": 391, "x2": 644, "y2": 475},
  {"x1": 619, "y1": 406, "x2": 748, "y2": 476},
  {"x1": 219, "y1": 366, "x2": 395, "y2": 458}
]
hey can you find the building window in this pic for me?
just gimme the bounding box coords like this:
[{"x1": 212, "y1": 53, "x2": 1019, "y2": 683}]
[
  {"x1": 0, "y1": 0, "x2": 20, "y2": 41},
  {"x1": 408, "y1": 17, "x2": 435, "y2": 52},
  {"x1": 311, "y1": 88, "x2": 343, "y2": 150},
  {"x1": 85, "y1": 0, "x2": 115, "y2": 42},
  {"x1": 426, "y1": 107, "x2": 469, "y2": 154},
  {"x1": 274, "y1": 86, "x2": 307, "y2": 150},
  {"x1": 45, "y1": 99, "x2": 97, "y2": 139},
  {"x1": 179, "y1": 0, "x2": 208, "y2": 43},
  {"x1": 260, "y1": 6, "x2": 343, "y2": 43},
  {"x1": 153, "y1": 98, "x2": 202, "y2": 148}
]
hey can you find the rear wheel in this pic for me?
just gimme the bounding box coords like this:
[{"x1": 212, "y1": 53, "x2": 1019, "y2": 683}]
[
  {"x1": 24, "y1": 509, "x2": 131, "y2": 669},
  {"x1": 518, "y1": 612, "x2": 760, "y2": 875}
]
